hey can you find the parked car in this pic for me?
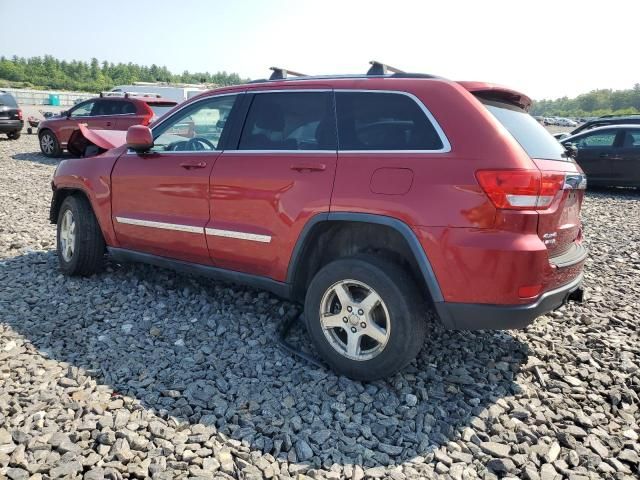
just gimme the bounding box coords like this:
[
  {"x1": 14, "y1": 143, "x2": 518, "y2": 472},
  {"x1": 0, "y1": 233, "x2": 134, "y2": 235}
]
[
  {"x1": 38, "y1": 93, "x2": 177, "y2": 157},
  {"x1": 557, "y1": 118, "x2": 578, "y2": 127},
  {"x1": 0, "y1": 91, "x2": 24, "y2": 140},
  {"x1": 569, "y1": 114, "x2": 640, "y2": 136},
  {"x1": 50, "y1": 64, "x2": 587, "y2": 380},
  {"x1": 561, "y1": 124, "x2": 640, "y2": 187}
]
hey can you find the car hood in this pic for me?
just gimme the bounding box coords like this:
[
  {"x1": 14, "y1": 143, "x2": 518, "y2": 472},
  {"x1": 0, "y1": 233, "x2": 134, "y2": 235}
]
[{"x1": 67, "y1": 124, "x2": 128, "y2": 157}]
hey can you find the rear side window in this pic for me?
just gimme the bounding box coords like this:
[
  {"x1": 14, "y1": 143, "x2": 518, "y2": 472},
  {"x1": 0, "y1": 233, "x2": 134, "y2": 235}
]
[
  {"x1": 336, "y1": 92, "x2": 444, "y2": 151},
  {"x1": 121, "y1": 102, "x2": 137, "y2": 114},
  {"x1": 92, "y1": 100, "x2": 129, "y2": 116},
  {"x1": 481, "y1": 99, "x2": 568, "y2": 161},
  {"x1": 239, "y1": 92, "x2": 336, "y2": 150},
  {"x1": 622, "y1": 130, "x2": 640, "y2": 148}
]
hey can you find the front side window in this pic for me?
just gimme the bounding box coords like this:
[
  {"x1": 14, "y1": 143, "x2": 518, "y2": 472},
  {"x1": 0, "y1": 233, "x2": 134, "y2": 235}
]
[
  {"x1": 574, "y1": 130, "x2": 618, "y2": 148},
  {"x1": 151, "y1": 95, "x2": 237, "y2": 152},
  {"x1": 336, "y1": 92, "x2": 444, "y2": 151},
  {"x1": 70, "y1": 101, "x2": 95, "y2": 117},
  {"x1": 239, "y1": 92, "x2": 336, "y2": 150}
]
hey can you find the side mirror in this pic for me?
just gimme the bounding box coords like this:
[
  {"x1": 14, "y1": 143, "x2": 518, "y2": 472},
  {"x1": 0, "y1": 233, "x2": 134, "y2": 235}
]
[
  {"x1": 60, "y1": 110, "x2": 69, "y2": 117},
  {"x1": 126, "y1": 125, "x2": 154, "y2": 152}
]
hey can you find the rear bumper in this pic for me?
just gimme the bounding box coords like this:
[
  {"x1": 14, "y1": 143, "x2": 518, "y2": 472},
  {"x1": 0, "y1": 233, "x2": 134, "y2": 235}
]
[
  {"x1": 435, "y1": 272, "x2": 584, "y2": 330},
  {"x1": 0, "y1": 119, "x2": 23, "y2": 132}
]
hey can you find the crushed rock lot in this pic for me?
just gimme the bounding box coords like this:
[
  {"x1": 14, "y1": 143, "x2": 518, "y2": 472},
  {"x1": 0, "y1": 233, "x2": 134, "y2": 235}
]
[{"x1": 0, "y1": 134, "x2": 639, "y2": 480}]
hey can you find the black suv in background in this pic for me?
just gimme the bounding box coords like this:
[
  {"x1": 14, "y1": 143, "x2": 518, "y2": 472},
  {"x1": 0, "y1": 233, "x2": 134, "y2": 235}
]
[{"x1": 0, "y1": 91, "x2": 23, "y2": 140}]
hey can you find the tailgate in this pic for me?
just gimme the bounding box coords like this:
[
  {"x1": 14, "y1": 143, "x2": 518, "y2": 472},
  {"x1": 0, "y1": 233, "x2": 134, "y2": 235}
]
[{"x1": 531, "y1": 158, "x2": 586, "y2": 259}]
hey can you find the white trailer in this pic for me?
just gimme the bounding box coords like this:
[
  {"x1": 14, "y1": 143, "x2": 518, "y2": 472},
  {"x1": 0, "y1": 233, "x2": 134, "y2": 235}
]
[{"x1": 110, "y1": 82, "x2": 210, "y2": 104}]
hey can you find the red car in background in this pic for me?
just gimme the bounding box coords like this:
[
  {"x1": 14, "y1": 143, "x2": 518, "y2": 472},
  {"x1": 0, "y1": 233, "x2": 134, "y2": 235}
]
[{"x1": 38, "y1": 92, "x2": 177, "y2": 157}]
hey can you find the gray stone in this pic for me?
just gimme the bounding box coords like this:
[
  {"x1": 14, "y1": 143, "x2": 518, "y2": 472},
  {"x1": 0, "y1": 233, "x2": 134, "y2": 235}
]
[{"x1": 480, "y1": 441, "x2": 511, "y2": 458}]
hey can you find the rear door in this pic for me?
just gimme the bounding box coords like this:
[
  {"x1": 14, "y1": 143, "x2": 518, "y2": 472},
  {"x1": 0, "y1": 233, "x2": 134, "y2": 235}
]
[
  {"x1": 570, "y1": 128, "x2": 622, "y2": 184},
  {"x1": 207, "y1": 89, "x2": 337, "y2": 280},
  {"x1": 111, "y1": 94, "x2": 240, "y2": 264},
  {"x1": 90, "y1": 99, "x2": 122, "y2": 129},
  {"x1": 611, "y1": 129, "x2": 640, "y2": 186},
  {"x1": 113, "y1": 100, "x2": 141, "y2": 130}
]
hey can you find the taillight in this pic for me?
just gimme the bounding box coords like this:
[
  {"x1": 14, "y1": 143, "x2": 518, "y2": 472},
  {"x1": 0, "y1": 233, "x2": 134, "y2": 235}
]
[{"x1": 476, "y1": 170, "x2": 565, "y2": 210}]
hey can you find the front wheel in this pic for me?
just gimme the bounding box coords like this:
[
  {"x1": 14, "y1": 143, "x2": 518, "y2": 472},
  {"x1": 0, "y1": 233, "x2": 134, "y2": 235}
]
[
  {"x1": 39, "y1": 130, "x2": 61, "y2": 157},
  {"x1": 304, "y1": 255, "x2": 427, "y2": 381},
  {"x1": 57, "y1": 195, "x2": 105, "y2": 276}
]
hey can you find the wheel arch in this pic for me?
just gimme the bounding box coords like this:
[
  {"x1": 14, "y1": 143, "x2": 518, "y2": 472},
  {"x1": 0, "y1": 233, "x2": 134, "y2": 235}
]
[
  {"x1": 287, "y1": 212, "x2": 444, "y2": 305},
  {"x1": 50, "y1": 188, "x2": 91, "y2": 224}
]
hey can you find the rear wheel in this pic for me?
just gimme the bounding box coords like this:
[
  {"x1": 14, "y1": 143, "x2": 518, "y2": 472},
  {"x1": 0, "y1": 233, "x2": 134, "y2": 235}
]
[
  {"x1": 39, "y1": 130, "x2": 61, "y2": 157},
  {"x1": 7, "y1": 130, "x2": 21, "y2": 140},
  {"x1": 57, "y1": 195, "x2": 105, "y2": 276},
  {"x1": 304, "y1": 255, "x2": 427, "y2": 381}
]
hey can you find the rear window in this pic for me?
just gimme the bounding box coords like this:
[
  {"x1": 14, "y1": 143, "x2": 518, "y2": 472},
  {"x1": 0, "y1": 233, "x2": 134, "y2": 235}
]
[
  {"x1": 481, "y1": 98, "x2": 568, "y2": 161},
  {"x1": 0, "y1": 93, "x2": 18, "y2": 108},
  {"x1": 149, "y1": 103, "x2": 176, "y2": 119}
]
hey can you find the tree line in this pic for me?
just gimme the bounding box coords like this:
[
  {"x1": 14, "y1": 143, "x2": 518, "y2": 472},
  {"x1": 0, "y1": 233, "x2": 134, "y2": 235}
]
[
  {"x1": 0, "y1": 55, "x2": 247, "y2": 92},
  {"x1": 531, "y1": 84, "x2": 640, "y2": 117}
]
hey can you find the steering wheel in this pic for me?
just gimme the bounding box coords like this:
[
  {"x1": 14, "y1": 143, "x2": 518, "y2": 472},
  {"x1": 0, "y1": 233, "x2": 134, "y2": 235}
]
[{"x1": 185, "y1": 137, "x2": 215, "y2": 151}]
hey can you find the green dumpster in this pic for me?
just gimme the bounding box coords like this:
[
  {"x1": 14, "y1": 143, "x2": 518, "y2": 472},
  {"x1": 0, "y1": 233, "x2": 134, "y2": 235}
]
[{"x1": 49, "y1": 94, "x2": 60, "y2": 106}]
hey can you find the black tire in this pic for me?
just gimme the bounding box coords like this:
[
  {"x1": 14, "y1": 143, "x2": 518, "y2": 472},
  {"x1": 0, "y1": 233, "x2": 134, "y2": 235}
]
[
  {"x1": 304, "y1": 255, "x2": 427, "y2": 381},
  {"x1": 7, "y1": 130, "x2": 21, "y2": 140},
  {"x1": 56, "y1": 195, "x2": 105, "y2": 276},
  {"x1": 39, "y1": 129, "x2": 61, "y2": 157}
]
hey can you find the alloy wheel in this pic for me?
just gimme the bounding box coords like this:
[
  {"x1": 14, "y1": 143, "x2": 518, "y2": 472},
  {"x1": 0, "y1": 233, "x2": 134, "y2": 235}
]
[
  {"x1": 59, "y1": 210, "x2": 76, "y2": 262},
  {"x1": 40, "y1": 134, "x2": 54, "y2": 154},
  {"x1": 319, "y1": 279, "x2": 391, "y2": 361}
]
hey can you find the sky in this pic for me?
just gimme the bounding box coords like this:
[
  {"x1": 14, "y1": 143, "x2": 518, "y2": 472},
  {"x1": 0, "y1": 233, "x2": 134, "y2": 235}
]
[{"x1": 1, "y1": 0, "x2": 638, "y2": 100}]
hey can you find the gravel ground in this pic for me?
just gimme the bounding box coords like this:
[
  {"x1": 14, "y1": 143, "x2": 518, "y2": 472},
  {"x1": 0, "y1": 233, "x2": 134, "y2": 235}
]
[{"x1": 0, "y1": 135, "x2": 639, "y2": 480}]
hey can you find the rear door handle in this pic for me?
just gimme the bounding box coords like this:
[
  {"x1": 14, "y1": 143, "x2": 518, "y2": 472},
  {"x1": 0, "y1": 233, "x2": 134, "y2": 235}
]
[
  {"x1": 290, "y1": 162, "x2": 326, "y2": 172},
  {"x1": 180, "y1": 161, "x2": 207, "y2": 169},
  {"x1": 599, "y1": 153, "x2": 610, "y2": 158}
]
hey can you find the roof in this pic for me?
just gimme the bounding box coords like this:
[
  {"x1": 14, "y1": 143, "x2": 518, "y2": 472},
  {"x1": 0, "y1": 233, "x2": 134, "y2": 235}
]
[{"x1": 562, "y1": 123, "x2": 640, "y2": 142}]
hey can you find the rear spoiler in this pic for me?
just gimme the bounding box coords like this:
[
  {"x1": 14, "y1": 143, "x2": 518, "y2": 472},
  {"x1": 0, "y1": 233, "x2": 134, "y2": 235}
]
[{"x1": 458, "y1": 81, "x2": 532, "y2": 111}]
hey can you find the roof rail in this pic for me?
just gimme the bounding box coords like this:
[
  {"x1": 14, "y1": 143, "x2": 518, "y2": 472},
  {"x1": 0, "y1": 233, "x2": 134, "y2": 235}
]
[
  {"x1": 367, "y1": 61, "x2": 405, "y2": 75},
  {"x1": 100, "y1": 91, "x2": 163, "y2": 99},
  {"x1": 269, "y1": 67, "x2": 307, "y2": 80}
]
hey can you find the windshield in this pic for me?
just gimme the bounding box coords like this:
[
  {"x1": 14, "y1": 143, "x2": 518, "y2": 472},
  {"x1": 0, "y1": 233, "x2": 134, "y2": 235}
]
[
  {"x1": 149, "y1": 103, "x2": 176, "y2": 119},
  {"x1": 481, "y1": 99, "x2": 568, "y2": 161}
]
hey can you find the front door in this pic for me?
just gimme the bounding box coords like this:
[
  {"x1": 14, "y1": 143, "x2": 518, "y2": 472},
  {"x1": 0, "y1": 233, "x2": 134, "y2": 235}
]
[
  {"x1": 208, "y1": 90, "x2": 338, "y2": 280},
  {"x1": 111, "y1": 94, "x2": 240, "y2": 264}
]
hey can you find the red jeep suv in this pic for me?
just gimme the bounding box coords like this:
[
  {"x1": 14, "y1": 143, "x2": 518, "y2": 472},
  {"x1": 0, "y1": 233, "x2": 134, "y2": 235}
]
[
  {"x1": 38, "y1": 92, "x2": 177, "y2": 157},
  {"x1": 49, "y1": 64, "x2": 587, "y2": 380}
]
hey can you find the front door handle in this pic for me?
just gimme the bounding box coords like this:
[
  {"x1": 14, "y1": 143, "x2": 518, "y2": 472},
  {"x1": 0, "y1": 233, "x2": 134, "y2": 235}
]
[
  {"x1": 290, "y1": 162, "x2": 326, "y2": 172},
  {"x1": 180, "y1": 161, "x2": 207, "y2": 169},
  {"x1": 599, "y1": 153, "x2": 610, "y2": 158}
]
